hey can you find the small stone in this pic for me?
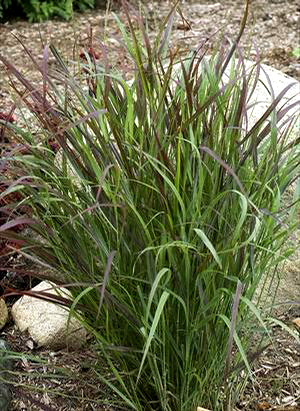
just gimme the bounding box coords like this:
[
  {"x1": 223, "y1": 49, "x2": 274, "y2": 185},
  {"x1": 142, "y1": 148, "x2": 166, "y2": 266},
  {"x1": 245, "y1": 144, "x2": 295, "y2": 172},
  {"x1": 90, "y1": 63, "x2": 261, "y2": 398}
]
[
  {"x1": 12, "y1": 281, "x2": 87, "y2": 350},
  {"x1": 25, "y1": 339, "x2": 34, "y2": 350},
  {"x1": 282, "y1": 395, "x2": 295, "y2": 404},
  {"x1": 0, "y1": 299, "x2": 8, "y2": 330}
]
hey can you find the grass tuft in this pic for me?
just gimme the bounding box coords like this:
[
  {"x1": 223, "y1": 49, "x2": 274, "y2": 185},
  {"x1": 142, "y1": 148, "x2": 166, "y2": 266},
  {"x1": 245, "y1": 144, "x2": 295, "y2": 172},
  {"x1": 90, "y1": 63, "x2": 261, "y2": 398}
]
[{"x1": 0, "y1": 1, "x2": 299, "y2": 409}]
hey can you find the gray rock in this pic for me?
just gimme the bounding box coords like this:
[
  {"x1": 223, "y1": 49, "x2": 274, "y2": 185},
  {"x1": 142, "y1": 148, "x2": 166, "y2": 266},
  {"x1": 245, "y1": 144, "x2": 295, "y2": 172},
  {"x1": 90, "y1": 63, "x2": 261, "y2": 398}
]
[
  {"x1": 0, "y1": 299, "x2": 8, "y2": 330},
  {"x1": 11, "y1": 281, "x2": 87, "y2": 350}
]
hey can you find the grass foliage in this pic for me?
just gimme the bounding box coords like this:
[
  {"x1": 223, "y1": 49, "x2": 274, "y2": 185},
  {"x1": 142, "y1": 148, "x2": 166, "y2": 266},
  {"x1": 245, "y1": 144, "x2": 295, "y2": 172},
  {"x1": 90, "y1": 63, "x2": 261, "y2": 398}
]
[{"x1": 0, "y1": 1, "x2": 299, "y2": 409}]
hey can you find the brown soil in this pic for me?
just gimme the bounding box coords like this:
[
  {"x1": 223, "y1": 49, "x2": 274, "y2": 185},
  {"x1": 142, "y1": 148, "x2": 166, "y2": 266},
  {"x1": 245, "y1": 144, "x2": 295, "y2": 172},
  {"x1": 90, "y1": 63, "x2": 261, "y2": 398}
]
[{"x1": 0, "y1": 1, "x2": 299, "y2": 410}]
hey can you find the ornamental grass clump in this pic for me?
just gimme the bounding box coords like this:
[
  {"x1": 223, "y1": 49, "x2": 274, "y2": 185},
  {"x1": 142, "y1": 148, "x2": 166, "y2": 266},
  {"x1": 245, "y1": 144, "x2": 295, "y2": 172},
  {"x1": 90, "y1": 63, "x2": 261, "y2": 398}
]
[{"x1": 0, "y1": 0, "x2": 299, "y2": 409}]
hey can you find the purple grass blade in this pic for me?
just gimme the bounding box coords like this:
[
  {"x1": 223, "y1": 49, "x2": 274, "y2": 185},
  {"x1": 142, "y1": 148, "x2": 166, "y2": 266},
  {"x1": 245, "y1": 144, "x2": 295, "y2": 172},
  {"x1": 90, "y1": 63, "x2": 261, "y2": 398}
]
[
  {"x1": 158, "y1": 7, "x2": 176, "y2": 59},
  {"x1": 95, "y1": 164, "x2": 114, "y2": 202},
  {"x1": 220, "y1": 0, "x2": 250, "y2": 77},
  {"x1": 199, "y1": 145, "x2": 246, "y2": 195},
  {"x1": 2, "y1": 287, "x2": 92, "y2": 314},
  {"x1": 0, "y1": 54, "x2": 45, "y2": 108},
  {"x1": 0, "y1": 217, "x2": 37, "y2": 232},
  {"x1": 238, "y1": 81, "x2": 298, "y2": 167},
  {"x1": 42, "y1": 45, "x2": 49, "y2": 109},
  {"x1": 256, "y1": 99, "x2": 300, "y2": 146},
  {"x1": 97, "y1": 250, "x2": 116, "y2": 320}
]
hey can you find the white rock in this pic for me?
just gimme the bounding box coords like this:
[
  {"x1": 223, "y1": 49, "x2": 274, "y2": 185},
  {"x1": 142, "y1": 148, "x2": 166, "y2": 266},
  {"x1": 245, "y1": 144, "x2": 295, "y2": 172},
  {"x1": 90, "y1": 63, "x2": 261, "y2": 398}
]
[
  {"x1": 0, "y1": 299, "x2": 8, "y2": 330},
  {"x1": 230, "y1": 59, "x2": 299, "y2": 131},
  {"x1": 180, "y1": 56, "x2": 299, "y2": 131},
  {"x1": 11, "y1": 281, "x2": 87, "y2": 350}
]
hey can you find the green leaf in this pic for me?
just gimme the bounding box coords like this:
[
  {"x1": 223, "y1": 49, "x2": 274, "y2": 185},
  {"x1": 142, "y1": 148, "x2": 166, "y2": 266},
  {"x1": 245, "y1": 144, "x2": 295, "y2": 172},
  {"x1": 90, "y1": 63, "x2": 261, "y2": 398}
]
[
  {"x1": 194, "y1": 228, "x2": 222, "y2": 269},
  {"x1": 292, "y1": 47, "x2": 300, "y2": 58},
  {"x1": 267, "y1": 317, "x2": 300, "y2": 342},
  {"x1": 146, "y1": 268, "x2": 170, "y2": 324},
  {"x1": 137, "y1": 291, "x2": 170, "y2": 382}
]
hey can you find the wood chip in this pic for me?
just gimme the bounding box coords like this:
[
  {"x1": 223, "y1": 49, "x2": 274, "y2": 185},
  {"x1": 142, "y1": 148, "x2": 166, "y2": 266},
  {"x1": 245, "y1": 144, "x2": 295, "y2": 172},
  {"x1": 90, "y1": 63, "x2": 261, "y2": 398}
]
[
  {"x1": 292, "y1": 318, "x2": 300, "y2": 329},
  {"x1": 257, "y1": 401, "x2": 273, "y2": 410}
]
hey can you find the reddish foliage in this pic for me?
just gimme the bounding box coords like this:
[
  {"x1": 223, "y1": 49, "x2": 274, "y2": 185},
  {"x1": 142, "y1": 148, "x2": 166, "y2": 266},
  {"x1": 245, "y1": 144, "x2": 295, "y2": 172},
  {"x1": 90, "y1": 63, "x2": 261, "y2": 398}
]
[
  {"x1": 79, "y1": 47, "x2": 101, "y2": 61},
  {"x1": 0, "y1": 111, "x2": 26, "y2": 256},
  {"x1": 0, "y1": 112, "x2": 16, "y2": 123},
  {"x1": 0, "y1": 180, "x2": 25, "y2": 256},
  {"x1": 0, "y1": 107, "x2": 61, "y2": 257}
]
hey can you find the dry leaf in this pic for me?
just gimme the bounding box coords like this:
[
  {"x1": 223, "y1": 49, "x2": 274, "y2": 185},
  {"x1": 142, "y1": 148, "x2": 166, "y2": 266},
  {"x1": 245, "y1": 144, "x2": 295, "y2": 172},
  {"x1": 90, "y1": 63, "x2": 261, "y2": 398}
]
[
  {"x1": 176, "y1": 21, "x2": 191, "y2": 31},
  {"x1": 292, "y1": 318, "x2": 300, "y2": 328},
  {"x1": 257, "y1": 402, "x2": 272, "y2": 410}
]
